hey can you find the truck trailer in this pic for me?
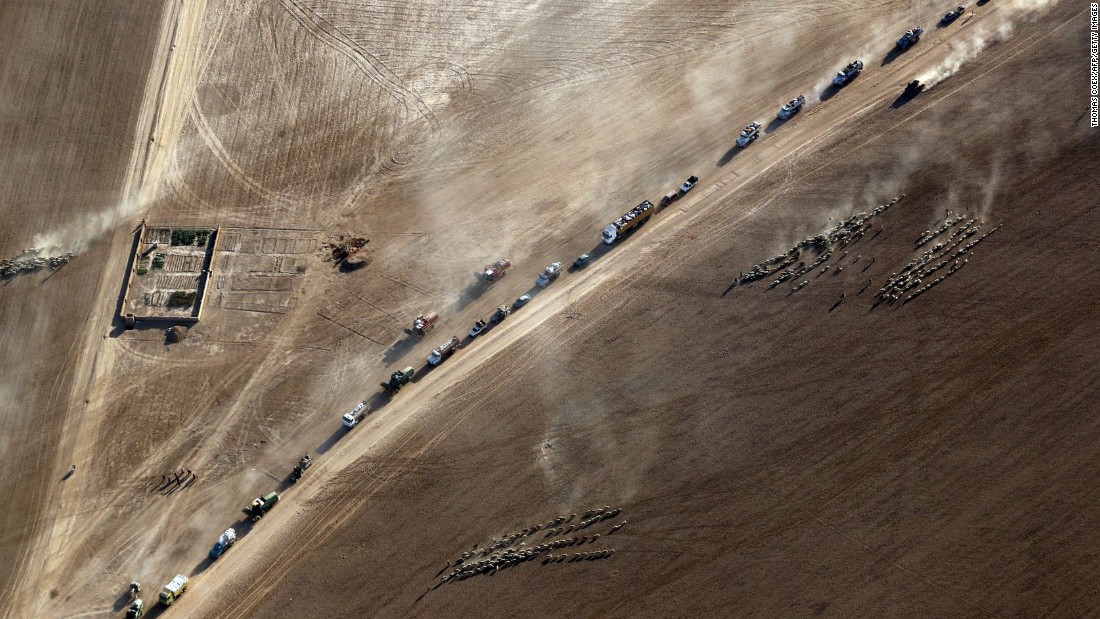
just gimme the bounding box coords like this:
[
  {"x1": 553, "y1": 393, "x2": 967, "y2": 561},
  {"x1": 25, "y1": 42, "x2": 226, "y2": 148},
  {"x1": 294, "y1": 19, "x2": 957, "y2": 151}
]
[
  {"x1": 427, "y1": 336, "x2": 460, "y2": 366},
  {"x1": 602, "y1": 200, "x2": 655, "y2": 244},
  {"x1": 243, "y1": 492, "x2": 280, "y2": 522}
]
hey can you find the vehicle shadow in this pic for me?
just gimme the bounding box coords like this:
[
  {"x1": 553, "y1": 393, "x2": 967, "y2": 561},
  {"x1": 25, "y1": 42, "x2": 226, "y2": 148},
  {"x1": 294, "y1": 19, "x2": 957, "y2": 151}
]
[
  {"x1": 112, "y1": 590, "x2": 133, "y2": 612},
  {"x1": 566, "y1": 243, "x2": 612, "y2": 273},
  {"x1": 382, "y1": 336, "x2": 417, "y2": 364},
  {"x1": 891, "y1": 89, "x2": 921, "y2": 109},
  {"x1": 717, "y1": 142, "x2": 749, "y2": 167},
  {"x1": 315, "y1": 426, "x2": 349, "y2": 455},
  {"x1": 452, "y1": 280, "x2": 489, "y2": 311},
  {"x1": 881, "y1": 46, "x2": 906, "y2": 66},
  {"x1": 765, "y1": 116, "x2": 789, "y2": 134},
  {"x1": 192, "y1": 556, "x2": 214, "y2": 575},
  {"x1": 410, "y1": 362, "x2": 435, "y2": 383},
  {"x1": 275, "y1": 475, "x2": 296, "y2": 493},
  {"x1": 818, "y1": 83, "x2": 842, "y2": 102}
]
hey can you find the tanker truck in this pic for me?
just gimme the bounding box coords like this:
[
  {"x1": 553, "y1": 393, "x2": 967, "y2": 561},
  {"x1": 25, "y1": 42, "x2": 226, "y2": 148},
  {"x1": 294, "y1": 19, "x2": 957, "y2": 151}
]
[
  {"x1": 602, "y1": 200, "x2": 655, "y2": 244},
  {"x1": 427, "y1": 336, "x2": 461, "y2": 366}
]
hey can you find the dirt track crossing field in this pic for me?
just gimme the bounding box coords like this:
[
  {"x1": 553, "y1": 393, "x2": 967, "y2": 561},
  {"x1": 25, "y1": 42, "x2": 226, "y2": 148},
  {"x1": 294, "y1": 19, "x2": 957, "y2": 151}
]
[{"x1": 1, "y1": 0, "x2": 1097, "y2": 617}]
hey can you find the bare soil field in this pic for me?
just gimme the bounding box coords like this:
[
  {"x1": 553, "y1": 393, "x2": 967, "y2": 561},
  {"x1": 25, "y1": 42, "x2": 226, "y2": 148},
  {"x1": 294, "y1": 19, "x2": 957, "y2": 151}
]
[{"x1": 0, "y1": 0, "x2": 1096, "y2": 617}]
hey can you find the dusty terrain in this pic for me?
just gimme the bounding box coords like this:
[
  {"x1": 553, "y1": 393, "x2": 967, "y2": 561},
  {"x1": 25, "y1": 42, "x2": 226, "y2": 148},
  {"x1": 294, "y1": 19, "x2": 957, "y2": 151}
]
[{"x1": 0, "y1": 0, "x2": 1097, "y2": 617}]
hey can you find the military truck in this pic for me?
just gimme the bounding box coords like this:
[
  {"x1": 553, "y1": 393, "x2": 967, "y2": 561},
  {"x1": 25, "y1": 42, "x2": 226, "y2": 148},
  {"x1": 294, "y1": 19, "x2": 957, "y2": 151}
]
[
  {"x1": 243, "y1": 492, "x2": 280, "y2": 522},
  {"x1": 158, "y1": 574, "x2": 188, "y2": 607}
]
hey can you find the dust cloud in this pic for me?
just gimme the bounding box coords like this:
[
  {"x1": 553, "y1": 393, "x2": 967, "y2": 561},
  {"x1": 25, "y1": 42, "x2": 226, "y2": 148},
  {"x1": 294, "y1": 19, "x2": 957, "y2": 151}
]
[
  {"x1": 28, "y1": 190, "x2": 152, "y2": 257},
  {"x1": 919, "y1": 0, "x2": 1060, "y2": 88}
]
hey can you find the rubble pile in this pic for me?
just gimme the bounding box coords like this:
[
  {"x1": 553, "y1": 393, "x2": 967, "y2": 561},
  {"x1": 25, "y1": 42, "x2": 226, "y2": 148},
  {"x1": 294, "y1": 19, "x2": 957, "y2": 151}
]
[
  {"x1": 0, "y1": 247, "x2": 75, "y2": 278},
  {"x1": 321, "y1": 236, "x2": 369, "y2": 267}
]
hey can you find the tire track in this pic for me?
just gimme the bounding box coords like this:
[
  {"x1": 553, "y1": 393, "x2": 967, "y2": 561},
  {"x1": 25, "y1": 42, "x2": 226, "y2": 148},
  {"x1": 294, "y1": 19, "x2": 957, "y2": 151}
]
[{"x1": 277, "y1": 0, "x2": 440, "y2": 133}]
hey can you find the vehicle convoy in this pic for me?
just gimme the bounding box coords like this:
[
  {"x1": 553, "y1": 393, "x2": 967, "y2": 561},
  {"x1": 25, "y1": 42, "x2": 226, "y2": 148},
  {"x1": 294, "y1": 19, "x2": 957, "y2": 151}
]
[
  {"x1": 243, "y1": 492, "x2": 280, "y2": 522},
  {"x1": 736, "y1": 122, "x2": 761, "y2": 147},
  {"x1": 380, "y1": 366, "x2": 415, "y2": 394},
  {"x1": 535, "y1": 262, "x2": 562, "y2": 288},
  {"x1": 427, "y1": 336, "x2": 461, "y2": 366},
  {"x1": 476, "y1": 259, "x2": 511, "y2": 283},
  {"x1": 158, "y1": 574, "x2": 188, "y2": 607},
  {"x1": 941, "y1": 5, "x2": 965, "y2": 24},
  {"x1": 403, "y1": 312, "x2": 438, "y2": 337},
  {"x1": 470, "y1": 319, "x2": 487, "y2": 337},
  {"x1": 209, "y1": 527, "x2": 237, "y2": 559},
  {"x1": 125, "y1": 599, "x2": 144, "y2": 619},
  {"x1": 602, "y1": 200, "x2": 655, "y2": 244},
  {"x1": 777, "y1": 95, "x2": 805, "y2": 119},
  {"x1": 833, "y1": 60, "x2": 864, "y2": 86},
  {"x1": 290, "y1": 454, "x2": 313, "y2": 482},
  {"x1": 342, "y1": 400, "x2": 368, "y2": 428},
  {"x1": 490, "y1": 304, "x2": 512, "y2": 323},
  {"x1": 661, "y1": 175, "x2": 699, "y2": 206},
  {"x1": 896, "y1": 27, "x2": 924, "y2": 49}
]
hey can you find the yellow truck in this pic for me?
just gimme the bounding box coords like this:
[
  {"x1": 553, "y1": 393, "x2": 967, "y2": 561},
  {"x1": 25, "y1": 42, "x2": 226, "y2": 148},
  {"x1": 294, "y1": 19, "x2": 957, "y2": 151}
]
[{"x1": 158, "y1": 574, "x2": 188, "y2": 606}]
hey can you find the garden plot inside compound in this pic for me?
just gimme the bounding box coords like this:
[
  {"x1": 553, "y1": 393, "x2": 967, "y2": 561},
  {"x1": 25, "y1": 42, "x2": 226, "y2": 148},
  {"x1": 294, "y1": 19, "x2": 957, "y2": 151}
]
[{"x1": 122, "y1": 224, "x2": 216, "y2": 323}]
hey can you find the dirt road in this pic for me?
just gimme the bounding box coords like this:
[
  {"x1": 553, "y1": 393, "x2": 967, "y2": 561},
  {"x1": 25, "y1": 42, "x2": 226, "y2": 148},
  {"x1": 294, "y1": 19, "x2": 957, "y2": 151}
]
[{"x1": 1, "y1": 0, "x2": 1095, "y2": 617}]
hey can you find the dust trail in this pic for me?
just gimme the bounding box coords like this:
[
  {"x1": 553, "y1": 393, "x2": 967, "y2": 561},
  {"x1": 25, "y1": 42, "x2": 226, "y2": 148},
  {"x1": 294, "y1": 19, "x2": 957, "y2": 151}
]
[
  {"x1": 919, "y1": 0, "x2": 1060, "y2": 89},
  {"x1": 976, "y1": 158, "x2": 1002, "y2": 222},
  {"x1": 28, "y1": 189, "x2": 154, "y2": 257}
]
